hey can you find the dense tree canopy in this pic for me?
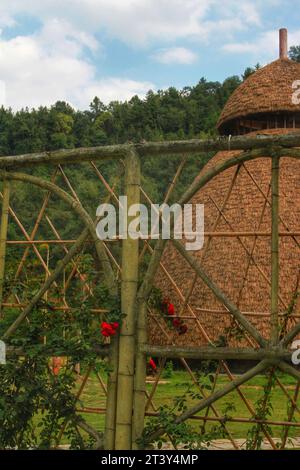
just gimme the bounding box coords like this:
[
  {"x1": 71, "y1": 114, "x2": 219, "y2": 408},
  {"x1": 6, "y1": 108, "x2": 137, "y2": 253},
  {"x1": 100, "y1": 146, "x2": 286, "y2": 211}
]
[{"x1": 0, "y1": 74, "x2": 244, "y2": 158}]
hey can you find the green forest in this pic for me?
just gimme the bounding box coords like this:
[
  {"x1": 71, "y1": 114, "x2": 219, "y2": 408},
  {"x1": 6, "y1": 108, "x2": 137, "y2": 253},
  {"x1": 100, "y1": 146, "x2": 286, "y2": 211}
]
[
  {"x1": 1, "y1": 44, "x2": 300, "y2": 156},
  {"x1": 0, "y1": 75, "x2": 241, "y2": 156}
]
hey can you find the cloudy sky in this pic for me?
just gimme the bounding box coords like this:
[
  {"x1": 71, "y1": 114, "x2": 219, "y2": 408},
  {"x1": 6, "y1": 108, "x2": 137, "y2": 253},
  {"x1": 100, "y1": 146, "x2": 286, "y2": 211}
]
[{"x1": 0, "y1": 0, "x2": 300, "y2": 110}]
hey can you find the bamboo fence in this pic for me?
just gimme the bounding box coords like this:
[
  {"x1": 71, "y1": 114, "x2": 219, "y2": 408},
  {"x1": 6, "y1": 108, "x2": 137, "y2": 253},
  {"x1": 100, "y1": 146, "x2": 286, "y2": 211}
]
[{"x1": 0, "y1": 133, "x2": 299, "y2": 450}]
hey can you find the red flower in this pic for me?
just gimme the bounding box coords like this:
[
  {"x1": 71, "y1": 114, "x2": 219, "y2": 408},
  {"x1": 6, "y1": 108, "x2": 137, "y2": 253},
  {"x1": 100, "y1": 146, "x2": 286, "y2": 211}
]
[
  {"x1": 101, "y1": 321, "x2": 118, "y2": 337},
  {"x1": 149, "y1": 358, "x2": 157, "y2": 371},
  {"x1": 167, "y1": 303, "x2": 175, "y2": 316},
  {"x1": 172, "y1": 318, "x2": 181, "y2": 328},
  {"x1": 101, "y1": 329, "x2": 113, "y2": 337}
]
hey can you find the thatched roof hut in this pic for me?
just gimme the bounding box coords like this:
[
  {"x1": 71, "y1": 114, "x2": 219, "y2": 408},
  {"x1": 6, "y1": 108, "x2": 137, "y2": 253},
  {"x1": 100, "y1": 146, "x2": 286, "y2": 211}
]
[
  {"x1": 150, "y1": 29, "x2": 300, "y2": 348},
  {"x1": 218, "y1": 61, "x2": 300, "y2": 134}
]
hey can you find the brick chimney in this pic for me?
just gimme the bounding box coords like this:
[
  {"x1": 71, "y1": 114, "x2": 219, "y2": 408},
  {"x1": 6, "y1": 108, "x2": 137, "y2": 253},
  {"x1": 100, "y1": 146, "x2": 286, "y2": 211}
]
[{"x1": 279, "y1": 28, "x2": 288, "y2": 59}]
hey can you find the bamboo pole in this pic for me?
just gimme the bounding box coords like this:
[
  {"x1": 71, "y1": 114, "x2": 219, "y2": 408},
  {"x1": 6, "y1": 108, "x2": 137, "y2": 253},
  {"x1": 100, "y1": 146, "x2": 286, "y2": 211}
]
[
  {"x1": 131, "y1": 156, "x2": 187, "y2": 449},
  {"x1": 6, "y1": 345, "x2": 109, "y2": 357},
  {"x1": 281, "y1": 319, "x2": 300, "y2": 347},
  {"x1": 10, "y1": 169, "x2": 58, "y2": 286},
  {"x1": 0, "y1": 140, "x2": 298, "y2": 448},
  {"x1": 59, "y1": 177, "x2": 121, "y2": 446},
  {"x1": 0, "y1": 175, "x2": 115, "y2": 339},
  {"x1": 210, "y1": 194, "x2": 287, "y2": 311},
  {"x1": 0, "y1": 178, "x2": 10, "y2": 316},
  {"x1": 93, "y1": 161, "x2": 125, "y2": 450},
  {"x1": 274, "y1": 374, "x2": 300, "y2": 415},
  {"x1": 280, "y1": 381, "x2": 300, "y2": 448},
  {"x1": 243, "y1": 162, "x2": 300, "y2": 251},
  {"x1": 104, "y1": 335, "x2": 119, "y2": 450},
  {"x1": 144, "y1": 412, "x2": 300, "y2": 428},
  {"x1": 138, "y1": 239, "x2": 167, "y2": 305},
  {"x1": 0, "y1": 194, "x2": 54, "y2": 281},
  {"x1": 210, "y1": 197, "x2": 287, "y2": 308},
  {"x1": 140, "y1": 345, "x2": 291, "y2": 361},
  {"x1": 139, "y1": 166, "x2": 268, "y2": 446},
  {"x1": 193, "y1": 308, "x2": 300, "y2": 318},
  {"x1": 147, "y1": 305, "x2": 240, "y2": 448},
  {"x1": 57, "y1": 165, "x2": 121, "y2": 451},
  {"x1": 5, "y1": 239, "x2": 97, "y2": 244},
  {"x1": 2, "y1": 228, "x2": 91, "y2": 340},
  {"x1": 115, "y1": 149, "x2": 140, "y2": 450},
  {"x1": 270, "y1": 156, "x2": 280, "y2": 344},
  {"x1": 1, "y1": 171, "x2": 118, "y2": 449},
  {"x1": 143, "y1": 238, "x2": 276, "y2": 447},
  {"x1": 145, "y1": 359, "x2": 269, "y2": 444},
  {"x1": 77, "y1": 407, "x2": 300, "y2": 429},
  {"x1": 0, "y1": 133, "x2": 300, "y2": 169},
  {"x1": 55, "y1": 364, "x2": 94, "y2": 447},
  {"x1": 172, "y1": 239, "x2": 267, "y2": 347},
  {"x1": 0, "y1": 172, "x2": 115, "y2": 293},
  {"x1": 132, "y1": 301, "x2": 147, "y2": 449},
  {"x1": 277, "y1": 360, "x2": 300, "y2": 381},
  {"x1": 93, "y1": 168, "x2": 123, "y2": 452},
  {"x1": 143, "y1": 242, "x2": 271, "y2": 446}
]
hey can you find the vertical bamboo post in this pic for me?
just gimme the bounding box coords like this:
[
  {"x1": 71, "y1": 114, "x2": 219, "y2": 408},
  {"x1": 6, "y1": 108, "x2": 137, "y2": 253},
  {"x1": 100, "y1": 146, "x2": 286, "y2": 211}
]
[
  {"x1": 270, "y1": 155, "x2": 280, "y2": 344},
  {"x1": 132, "y1": 301, "x2": 147, "y2": 449},
  {"x1": 103, "y1": 247, "x2": 120, "y2": 451},
  {"x1": 104, "y1": 336, "x2": 119, "y2": 449},
  {"x1": 0, "y1": 178, "x2": 10, "y2": 317},
  {"x1": 115, "y1": 149, "x2": 140, "y2": 450}
]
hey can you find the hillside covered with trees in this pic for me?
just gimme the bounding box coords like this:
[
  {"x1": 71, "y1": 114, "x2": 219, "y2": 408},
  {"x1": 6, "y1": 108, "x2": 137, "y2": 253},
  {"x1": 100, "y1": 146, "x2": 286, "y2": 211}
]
[{"x1": 0, "y1": 75, "x2": 242, "y2": 157}]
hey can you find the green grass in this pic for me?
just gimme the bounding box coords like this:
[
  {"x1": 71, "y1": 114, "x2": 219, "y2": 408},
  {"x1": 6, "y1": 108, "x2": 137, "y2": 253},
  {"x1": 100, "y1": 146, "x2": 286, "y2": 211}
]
[{"x1": 75, "y1": 369, "x2": 300, "y2": 442}]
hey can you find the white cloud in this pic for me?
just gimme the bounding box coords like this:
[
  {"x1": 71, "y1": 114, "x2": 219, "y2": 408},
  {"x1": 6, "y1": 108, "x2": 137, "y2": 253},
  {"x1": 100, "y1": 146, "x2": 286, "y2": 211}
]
[
  {"x1": 215, "y1": 1, "x2": 261, "y2": 28},
  {"x1": 223, "y1": 42, "x2": 259, "y2": 54},
  {"x1": 0, "y1": 0, "x2": 264, "y2": 45},
  {"x1": 0, "y1": 0, "x2": 277, "y2": 109},
  {"x1": 223, "y1": 29, "x2": 300, "y2": 61},
  {"x1": 0, "y1": 1, "x2": 211, "y2": 45},
  {"x1": 0, "y1": 19, "x2": 154, "y2": 110},
  {"x1": 153, "y1": 47, "x2": 197, "y2": 65},
  {"x1": 77, "y1": 78, "x2": 154, "y2": 106}
]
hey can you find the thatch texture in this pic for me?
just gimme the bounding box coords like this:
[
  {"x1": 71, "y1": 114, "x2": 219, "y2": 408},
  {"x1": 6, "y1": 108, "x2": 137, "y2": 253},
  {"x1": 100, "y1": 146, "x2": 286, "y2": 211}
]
[
  {"x1": 150, "y1": 129, "x2": 300, "y2": 348},
  {"x1": 218, "y1": 58, "x2": 300, "y2": 133}
]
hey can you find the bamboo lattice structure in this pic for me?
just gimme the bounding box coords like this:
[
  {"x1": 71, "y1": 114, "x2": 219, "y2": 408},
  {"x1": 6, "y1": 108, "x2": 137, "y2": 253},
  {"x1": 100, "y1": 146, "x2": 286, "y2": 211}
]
[{"x1": 0, "y1": 131, "x2": 299, "y2": 450}]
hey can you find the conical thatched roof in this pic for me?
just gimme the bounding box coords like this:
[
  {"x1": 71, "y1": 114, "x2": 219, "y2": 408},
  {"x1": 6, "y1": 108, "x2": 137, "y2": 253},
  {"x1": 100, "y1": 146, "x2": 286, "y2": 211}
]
[{"x1": 218, "y1": 58, "x2": 300, "y2": 134}]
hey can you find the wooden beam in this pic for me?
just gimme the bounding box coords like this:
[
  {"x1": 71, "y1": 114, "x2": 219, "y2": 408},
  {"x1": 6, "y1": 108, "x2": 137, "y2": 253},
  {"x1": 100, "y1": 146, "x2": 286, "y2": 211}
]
[
  {"x1": 140, "y1": 344, "x2": 292, "y2": 361},
  {"x1": 132, "y1": 301, "x2": 147, "y2": 449},
  {"x1": 144, "y1": 360, "x2": 269, "y2": 444},
  {"x1": 0, "y1": 179, "x2": 10, "y2": 316},
  {"x1": 271, "y1": 156, "x2": 280, "y2": 344},
  {"x1": 0, "y1": 133, "x2": 299, "y2": 169},
  {"x1": 172, "y1": 239, "x2": 267, "y2": 347},
  {"x1": 6, "y1": 345, "x2": 109, "y2": 357}
]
